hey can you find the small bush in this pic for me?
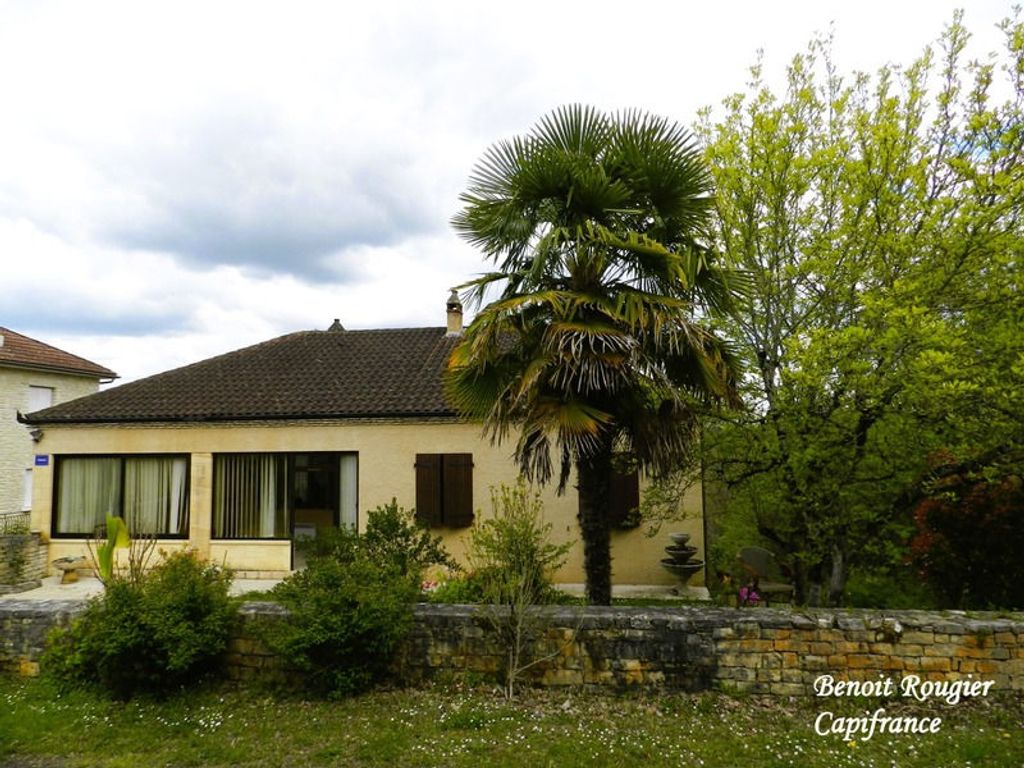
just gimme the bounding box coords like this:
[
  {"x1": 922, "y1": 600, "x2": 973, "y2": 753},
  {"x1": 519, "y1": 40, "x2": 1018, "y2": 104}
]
[
  {"x1": 265, "y1": 554, "x2": 418, "y2": 697},
  {"x1": 910, "y1": 470, "x2": 1024, "y2": 609},
  {"x1": 428, "y1": 572, "x2": 488, "y2": 604},
  {"x1": 361, "y1": 498, "x2": 458, "y2": 579},
  {"x1": 297, "y1": 499, "x2": 456, "y2": 581},
  {"x1": 43, "y1": 551, "x2": 235, "y2": 699},
  {"x1": 265, "y1": 500, "x2": 454, "y2": 698},
  {"x1": 469, "y1": 482, "x2": 571, "y2": 605}
]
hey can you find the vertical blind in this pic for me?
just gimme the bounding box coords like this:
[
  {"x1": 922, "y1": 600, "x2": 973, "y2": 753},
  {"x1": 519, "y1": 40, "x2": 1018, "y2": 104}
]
[
  {"x1": 213, "y1": 454, "x2": 288, "y2": 538},
  {"x1": 213, "y1": 453, "x2": 358, "y2": 538}
]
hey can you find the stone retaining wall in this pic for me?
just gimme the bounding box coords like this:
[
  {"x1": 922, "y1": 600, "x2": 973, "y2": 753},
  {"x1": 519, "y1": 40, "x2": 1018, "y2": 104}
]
[
  {"x1": 0, "y1": 599, "x2": 83, "y2": 676},
  {"x1": 0, "y1": 533, "x2": 47, "y2": 595},
  {"x1": 3, "y1": 599, "x2": 1023, "y2": 695}
]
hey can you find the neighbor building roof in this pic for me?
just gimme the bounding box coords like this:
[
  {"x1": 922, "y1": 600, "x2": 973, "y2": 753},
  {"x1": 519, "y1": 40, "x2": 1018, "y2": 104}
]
[
  {"x1": 22, "y1": 327, "x2": 461, "y2": 425},
  {"x1": 0, "y1": 327, "x2": 118, "y2": 380}
]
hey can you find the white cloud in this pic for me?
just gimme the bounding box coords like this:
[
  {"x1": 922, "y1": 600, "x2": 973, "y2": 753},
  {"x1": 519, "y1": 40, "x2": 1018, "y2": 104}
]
[{"x1": 0, "y1": 0, "x2": 1014, "y2": 382}]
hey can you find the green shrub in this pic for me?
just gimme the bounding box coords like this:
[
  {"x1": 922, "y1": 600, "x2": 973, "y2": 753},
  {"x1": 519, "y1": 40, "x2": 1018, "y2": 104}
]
[
  {"x1": 268, "y1": 500, "x2": 454, "y2": 698},
  {"x1": 43, "y1": 551, "x2": 235, "y2": 699},
  {"x1": 297, "y1": 499, "x2": 456, "y2": 582},
  {"x1": 428, "y1": 572, "x2": 488, "y2": 604},
  {"x1": 265, "y1": 553, "x2": 418, "y2": 697},
  {"x1": 361, "y1": 498, "x2": 458, "y2": 580},
  {"x1": 843, "y1": 567, "x2": 938, "y2": 610},
  {"x1": 469, "y1": 482, "x2": 571, "y2": 605}
]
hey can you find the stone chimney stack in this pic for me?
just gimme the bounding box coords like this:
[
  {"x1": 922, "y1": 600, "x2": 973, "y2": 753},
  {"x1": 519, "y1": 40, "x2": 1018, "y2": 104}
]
[{"x1": 446, "y1": 289, "x2": 463, "y2": 335}]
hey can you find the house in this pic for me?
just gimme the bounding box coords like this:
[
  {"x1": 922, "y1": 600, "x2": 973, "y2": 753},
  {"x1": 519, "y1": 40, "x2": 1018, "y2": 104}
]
[
  {"x1": 21, "y1": 298, "x2": 705, "y2": 586},
  {"x1": 0, "y1": 328, "x2": 116, "y2": 523}
]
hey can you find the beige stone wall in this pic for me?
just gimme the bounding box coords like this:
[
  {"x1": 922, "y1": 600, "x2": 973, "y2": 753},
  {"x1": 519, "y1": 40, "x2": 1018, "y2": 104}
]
[
  {"x1": 29, "y1": 419, "x2": 705, "y2": 585},
  {"x1": 0, "y1": 369, "x2": 100, "y2": 518}
]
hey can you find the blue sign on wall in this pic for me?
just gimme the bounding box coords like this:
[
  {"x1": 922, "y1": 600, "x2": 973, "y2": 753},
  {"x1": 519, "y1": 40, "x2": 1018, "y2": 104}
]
[{"x1": 34, "y1": 455, "x2": 49, "y2": 467}]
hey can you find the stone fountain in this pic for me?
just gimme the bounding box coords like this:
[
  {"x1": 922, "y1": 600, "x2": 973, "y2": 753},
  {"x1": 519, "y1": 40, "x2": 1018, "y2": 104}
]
[{"x1": 660, "y1": 532, "x2": 703, "y2": 583}]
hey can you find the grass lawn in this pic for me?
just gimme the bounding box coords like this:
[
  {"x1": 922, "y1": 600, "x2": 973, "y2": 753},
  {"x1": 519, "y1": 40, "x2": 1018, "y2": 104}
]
[{"x1": 1, "y1": 675, "x2": 1021, "y2": 767}]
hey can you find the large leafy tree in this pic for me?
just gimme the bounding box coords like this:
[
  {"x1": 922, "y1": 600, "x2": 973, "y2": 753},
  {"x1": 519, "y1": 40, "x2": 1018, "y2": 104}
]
[
  {"x1": 695, "y1": 12, "x2": 1024, "y2": 605},
  {"x1": 447, "y1": 105, "x2": 744, "y2": 605}
]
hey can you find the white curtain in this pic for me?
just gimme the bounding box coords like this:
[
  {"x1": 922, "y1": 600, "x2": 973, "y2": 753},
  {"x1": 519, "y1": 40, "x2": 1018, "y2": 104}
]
[
  {"x1": 56, "y1": 458, "x2": 121, "y2": 534},
  {"x1": 339, "y1": 453, "x2": 358, "y2": 529},
  {"x1": 123, "y1": 457, "x2": 188, "y2": 535},
  {"x1": 259, "y1": 454, "x2": 277, "y2": 537}
]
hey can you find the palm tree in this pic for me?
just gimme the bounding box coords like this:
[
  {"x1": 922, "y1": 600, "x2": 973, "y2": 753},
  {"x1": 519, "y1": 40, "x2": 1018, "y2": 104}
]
[{"x1": 447, "y1": 105, "x2": 743, "y2": 604}]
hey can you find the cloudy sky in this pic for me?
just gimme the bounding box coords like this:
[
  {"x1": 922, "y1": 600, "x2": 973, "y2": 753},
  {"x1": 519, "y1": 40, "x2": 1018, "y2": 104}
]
[{"x1": 0, "y1": 0, "x2": 1014, "y2": 384}]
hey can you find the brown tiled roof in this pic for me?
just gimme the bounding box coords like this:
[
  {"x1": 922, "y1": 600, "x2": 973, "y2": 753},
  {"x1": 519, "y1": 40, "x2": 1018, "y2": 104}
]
[
  {"x1": 0, "y1": 327, "x2": 117, "y2": 380},
  {"x1": 23, "y1": 327, "x2": 461, "y2": 424}
]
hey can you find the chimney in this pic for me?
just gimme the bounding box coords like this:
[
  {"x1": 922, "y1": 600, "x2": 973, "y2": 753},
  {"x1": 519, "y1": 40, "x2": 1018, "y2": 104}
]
[
  {"x1": 327, "y1": 318, "x2": 345, "y2": 332},
  {"x1": 446, "y1": 289, "x2": 463, "y2": 335}
]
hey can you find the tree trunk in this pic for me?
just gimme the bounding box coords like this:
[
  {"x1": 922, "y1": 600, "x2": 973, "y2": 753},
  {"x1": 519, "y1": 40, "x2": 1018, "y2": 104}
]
[
  {"x1": 576, "y1": 447, "x2": 613, "y2": 605},
  {"x1": 827, "y1": 543, "x2": 849, "y2": 607}
]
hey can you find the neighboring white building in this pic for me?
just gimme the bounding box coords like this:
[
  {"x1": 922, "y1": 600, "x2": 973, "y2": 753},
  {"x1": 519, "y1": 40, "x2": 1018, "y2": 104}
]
[{"x1": 0, "y1": 328, "x2": 116, "y2": 519}]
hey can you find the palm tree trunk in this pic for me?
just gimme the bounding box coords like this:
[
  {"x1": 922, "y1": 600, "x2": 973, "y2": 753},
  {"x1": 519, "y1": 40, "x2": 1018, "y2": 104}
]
[{"x1": 576, "y1": 446, "x2": 613, "y2": 605}]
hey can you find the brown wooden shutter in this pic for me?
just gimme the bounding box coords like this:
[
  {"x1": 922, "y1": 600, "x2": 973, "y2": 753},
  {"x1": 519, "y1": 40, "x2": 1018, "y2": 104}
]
[
  {"x1": 441, "y1": 453, "x2": 474, "y2": 527},
  {"x1": 414, "y1": 454, "x2": 442, "y2": 527},
  {"x1": 608, "y1": 468, "x2": 640, "y2": 527}
]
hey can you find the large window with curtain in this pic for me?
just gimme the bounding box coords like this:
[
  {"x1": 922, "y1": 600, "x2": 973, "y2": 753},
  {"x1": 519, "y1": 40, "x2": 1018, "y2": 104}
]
[
  {"x1": 212, "y1": 452, "x2": 358, "y2": 539},
  {"x1": 54, "y1": 455, "x2": 190, "y2": 537}
]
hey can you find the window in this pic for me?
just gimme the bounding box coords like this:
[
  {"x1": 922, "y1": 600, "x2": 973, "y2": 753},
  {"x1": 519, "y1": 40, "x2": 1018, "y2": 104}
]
[
  {"x1": 414, "y1": 453, "x2": 474, "y2": 527},
  {"x1": 214, "y1": 454, "x2": 288, "y2": 538},
  {"x1": 54, "y1": 455, "x2": 190, "y2": 537},
  {"x1": 212, "y1": 452, "x2": 358, "y2": 539},
  {"x1": 27, "y1": 385, "x2": 54, "y2": 413}
]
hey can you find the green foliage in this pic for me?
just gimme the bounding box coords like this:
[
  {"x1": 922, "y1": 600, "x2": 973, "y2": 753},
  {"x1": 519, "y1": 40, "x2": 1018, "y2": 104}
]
[
  {"x1": 448, "y1": 104, "x2": 744, "y2": 603},
  {"x1": 91, "y1": 515, "x2": 130, "y2": 584},
  {"x1": 265, "y1": 553, "x2": 418, "y2": 698},
  {"x1": 468, "y1": 482, "x2": 575, "y2": 698},
  {"x1": 43, "y1": 551, "x2": 236, "y2": 699},
  {"x1": 696, "y1": 11, "x2": 1024, "y2": 605},
  {"x1": 7, "y1": 675, "x2": 1024, "y2": 768},
  {"x1": 298, "y1": 499, "x2": 456, "y2": 581},
  {"x1": 468, "y1": 482, "x2": 572, "y2": 606},
  {"x1": 361, "y1": 498, "x2": 458, "y2": 579},
  {"x1": 266, "y1": 501, "x2": 455, "y2": 697},
  {"x1": 428, "y1": 573, "x2": 488, "y2": 604}
]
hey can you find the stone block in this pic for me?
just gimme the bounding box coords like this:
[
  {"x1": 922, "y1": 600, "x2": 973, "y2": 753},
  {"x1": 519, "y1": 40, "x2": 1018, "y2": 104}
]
[
  {"x1": 762, "y1": 652, "x2": 784, "y2": 669},
  {"x1": 899, "y1": 631, "x2": 934, "y2": 645},
  {"x1": 736, "y1": 622, "x2": 761, "y2": 639},
  {"x1": 846, "y1": 655, "x2": 882, "y2": 669},
  {"x1": 737, "y1": 639, "x2": 774, "y2": 652},
  {"x1": 773, "y1": 640, "x2": 809, "y2": 653},
  {"x1": 781, "y1": 668, "x2": 804, "y2": 683},
  {"x1": 921, "y1": 657, "x2": 952, "y2": 672}
]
